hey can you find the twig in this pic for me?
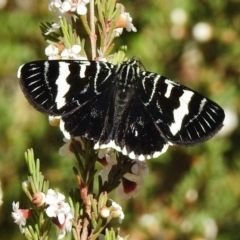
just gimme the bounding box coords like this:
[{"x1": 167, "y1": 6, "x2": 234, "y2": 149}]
[{"x1": 89, "y1": 0, "x2": 97, "y2": 59}]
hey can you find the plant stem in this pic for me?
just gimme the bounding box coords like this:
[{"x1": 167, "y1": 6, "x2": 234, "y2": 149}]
[{"x1": 89, "y1": 0, "x2": 97, "y2": 59}]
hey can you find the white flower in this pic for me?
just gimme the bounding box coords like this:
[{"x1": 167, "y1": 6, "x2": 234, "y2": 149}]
[
  {"x1": 100, "y1": 206, "x2": 110, "y2": 218},
  {"x1": 57, "y1": 210, "x2": 74, "y2": 240},
  {"x1": 49, "y1": 0, "x2": 62, "y2": 10},
  {"x1": 217, "y1": 108, "x2": 238, "y2": 137},
  {"x1": 49, "y1": 0, "x2": 90, "y2": 16},
  {"x1": 192, "y1": 22, "x2": 213, "y2": 42},
  {"x1": 98, "y1": 149, "x2": 117, "y2": 183},
  {"x1": 32, "y1": 192, "x2": 46, "y2": 206},
  {"x1": 111, "y1": 201, "x2": 124, "y2": 223},
  {"x1": 180, "y1": 219, "x2": 193, "y2": 233},
  {"x1": 98, "y1": 148, "x2": 117, "y2": 163},
  {"x1": 45, "y1": 189, "x2": 73, "y2": 239},
  {"x1": 59, "y1": 137, "x2": 85, "y2": 157},
  {"x1": 203, "y1": 218, "x2": 218, "y2": 240},
  {"x1": 45, "y1": 44, "x2": 60, "y2": 59},
  {"x1": 185, "y1": 188, "x2": 198, "y2": 203},
  {"x1": 170, "y1": 8, "x2": 188, "y2": 25},
  {"x1": 0, "y1": 0, "x2": 7, "y2": 9},
  {"x1": 114, "y1": 3, "x2": 137, "y2": 36},
  {"x1": 116, "y1": 160, "x2": 148, "y2": 199},
  {"x1": 45, "y1": 189, "x2": 72, "y2": 225},
  {"x1": 114, "y1": 28, "x2": 124, "y2": 37},
  {"x1": 11, "y1": 202, "x2": 31, "y2": 234},
  {"x1": 49, "y1": 115, "x2": 61, "y2": 126},
  {"x1": 76, "y1": 0, "x2": 90, "y2": 15},
  {"x1": 45, "y1": 189, "x2": 65, "y2": 205},
  {"x1": 60, "y1": 45, "x2": 86, "y2": 60},
  {"x1": 131, "y1": 160, "x2": 149, "y2": 177}
]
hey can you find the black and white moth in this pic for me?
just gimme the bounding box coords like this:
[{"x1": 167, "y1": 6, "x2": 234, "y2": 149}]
[{"x1": 18, "y1": 59, "x2": 225, "y2": 160}]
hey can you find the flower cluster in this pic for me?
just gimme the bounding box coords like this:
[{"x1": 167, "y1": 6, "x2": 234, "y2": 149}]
[
  {"x1": 11, "y1": 202, "x2": 32, "y2": 234},
  {"x1": 45, "y1": 43, "x2": 88, "y2": 60},
  {"x1": 43, "y1": 0, "x2": 137, "y2": 62},
  {"x1": 49, "y1": 0, "x2": 90, "y2": 16},
  {"x1": 45, "y1": 189, "x2": 74, "y2": 239},
  {"x1": 12, "y1": 189, "x2": 74, "y2": 239},
  {"x1": 97, "y1": 149, "x2": 149, "y2": 199}
]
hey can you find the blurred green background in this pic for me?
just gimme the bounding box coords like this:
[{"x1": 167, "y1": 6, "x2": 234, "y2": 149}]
[{"x1": 0, "y1": 0, "x2": 240, "y2": 239}]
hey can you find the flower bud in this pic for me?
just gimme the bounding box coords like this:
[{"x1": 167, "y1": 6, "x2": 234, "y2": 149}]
[
  {"x1": 32, "y1": 192, "x2": 46, "y2": 206},
  {"x1": 100, "y1": 206, "x2": 110, "y2": 218}
]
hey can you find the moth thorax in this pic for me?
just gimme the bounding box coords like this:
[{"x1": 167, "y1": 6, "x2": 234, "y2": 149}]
[{"x1": 117, "y1": 65, "x2": 138, "y2": 84}]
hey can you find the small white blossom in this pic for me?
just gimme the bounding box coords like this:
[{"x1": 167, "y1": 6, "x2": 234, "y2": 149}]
[
  {"x1": 116, "y1": 160, "x2": 148, "y2": 199},
  {"x1": 131, "y1": 160, "x2": 149, "y2": 177},
  {"x1": 59, "y1": 137, "x2": 85, "y2": 157},
  {"x1": 192, "y1": 22, "x2": 213, "y2": 42},
  {"x1": 217, "y1": 108, "x2": 238, "y2": 137},
  {"x1": 203, "y1": 218, "x2": 218, "y2": 240},
  {"x1": 114, "y1": 28, "x2": 124, "y2": 37},
  {"x1": 114, "y1": 3, "x2": 137, "y2": 36},
  {"x1": 11, "y1": 202, "x2": 30, "y2": 234},
  {"x1": 45, "y1": 44, "x2": 60, "y2": 59},
  {"x1": 45, "y1": 189, "x2": 65, "y2": 205},
  {"x1": 49, "y1": 115, "x2": 61, "y2": 126},
  {"x1": 45, "y1": 189, "x2": 72, "y2": 225},
  {"x1": 49, "y1": 0, "x2": 90, "y2": 16},
  {"x1": 180, "y1": 219, "x2": 193, "y2": 233},
  {"x1": 76, "y1": 0, "x2": 89, "y2": 15},
  {"x1": 60, "y1": 45, "x2": 86, "y2": 60},
  {"x1": 57, "y1": 210, "x2": 74, "y2": 240},
  {"x1": 185, "y1": 188, "x2": 198, "y2": 203},
  {"x1": 111, "y1": 201, "x2": 124, "y2": 223},
  {"x1": 170, "y1": 8, "x2": 188, "y2": 25},
  {"x1": 0, "y1": 0, "x2": 7, "y2": 9},
  {"x1": 100, "y1": 206, "x2": 110, "y2": 218},
  {"x1": 32, "y1": 192, "x2": 46, "y2": 206},
  {"x1": 98, "y1": 149, "x2": 117, "y2": 183}
]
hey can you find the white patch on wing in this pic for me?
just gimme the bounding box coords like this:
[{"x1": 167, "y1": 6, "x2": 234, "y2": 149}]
[
  {"x1": 79, "y1": 65, "x2": 86, "y2": 78},
  {"x1": 199, "y1": 98, "x2": 207, "y2": 112},
  {"x1": 17, "y1": 64, "x2": 24, "y2": 78},
  {"x1": 94, "y1": 140, "x2": 121, "y2": 152},
  {"x1": 59, "y1": 118, "x2": 70, "y2": 139},
  {"x1": 144, "y1": 75, "x2": 160, "y2": 106},
  {"x1": 169, "y1": 90, "x2": 194, "y2": 135},
  {"x1": 28, "y1": 79, "x2": 41, "y2": 86},
  {"x1": 30, "y1": 85, "x2": 41, "y2": 93},
  {"x1": 94, "y1": 62, "x2": 101, "y2": 95},
  {"x1": 164, "y1": 81, "x2": 174, "y2": 98},
  {"x1": 129, "y1": 151, "x2": 136, "y2": 159},
  {"x1": 138, "y1": 154, "x2": 145, "y2": 161},
  {"x1": 55, "y1": 62, "x2": 71, "y2": 109},
  {"x1": 94, "y1": 140, "x2": 169, "y2": 161}
]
